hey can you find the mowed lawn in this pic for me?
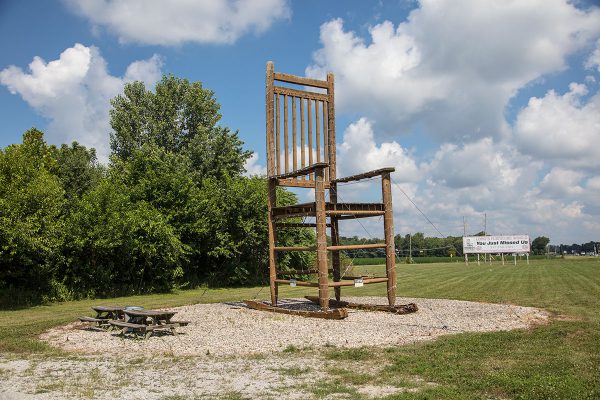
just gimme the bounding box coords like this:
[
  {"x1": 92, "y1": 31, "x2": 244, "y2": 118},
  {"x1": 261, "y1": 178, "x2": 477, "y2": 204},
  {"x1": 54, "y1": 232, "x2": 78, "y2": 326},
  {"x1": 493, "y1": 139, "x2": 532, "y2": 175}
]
[{"x1": 1, "y1": 257, "x2": 599, "y2": 399}]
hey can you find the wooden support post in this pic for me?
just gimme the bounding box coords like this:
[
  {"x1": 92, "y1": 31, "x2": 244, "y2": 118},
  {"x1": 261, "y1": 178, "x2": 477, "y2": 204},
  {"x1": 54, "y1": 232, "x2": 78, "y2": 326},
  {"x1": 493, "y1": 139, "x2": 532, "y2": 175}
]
[
  {"x1": 330, "y1": 182, "x2": 341, "y2": 301},
  {"x1": 267, "y1": 179, "x2": 278, "y2": 306},
  {"x1": 381, "y1": 172, "x2": 396, "y2": 306},
  {"x1": 266, "y1": 62, "x2": 275, "y2": 176},
  {"x1": 315, "y1": 167, "x2": 329, "y2": 310}
]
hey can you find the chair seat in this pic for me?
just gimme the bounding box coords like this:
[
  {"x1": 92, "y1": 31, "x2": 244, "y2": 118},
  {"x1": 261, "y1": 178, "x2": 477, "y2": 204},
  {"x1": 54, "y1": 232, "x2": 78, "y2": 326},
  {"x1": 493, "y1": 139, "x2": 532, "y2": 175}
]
[{"x1": 272, "y1": 202, "x2": 385, "y2": 219}]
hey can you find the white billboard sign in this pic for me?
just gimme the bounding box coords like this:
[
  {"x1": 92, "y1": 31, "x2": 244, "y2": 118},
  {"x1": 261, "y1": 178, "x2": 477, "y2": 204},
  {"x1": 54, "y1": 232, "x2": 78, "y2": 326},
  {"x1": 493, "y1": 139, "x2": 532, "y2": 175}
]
[{"x1": 463, "y1": 235, "x2": 530, "y2": 254}]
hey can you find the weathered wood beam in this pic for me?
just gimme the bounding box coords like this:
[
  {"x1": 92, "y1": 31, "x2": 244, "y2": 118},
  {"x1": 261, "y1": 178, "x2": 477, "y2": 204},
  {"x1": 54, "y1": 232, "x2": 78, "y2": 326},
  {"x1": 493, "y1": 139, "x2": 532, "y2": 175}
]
[
  {"x1": 327, "y1": 243, "x2": 386, "y2": 251},
  {"x1": 333, "y1": 167, "x2": 395, "y2": 184},
  {"x1": 270, "y1": 162, "x2": 328, "y2": 180},
  {"x1": 273, "y1": 246, "x2": 316, "y2": 252},
  {"x1": 273, "y1": 72, "x2": 329, "y2": 89},
  {"x1": 328, "y1": 277, "x2": 388, "y2": 287},
  {"x1": 304, "y1": 297, "x2": 418, "y2": 314},
  {"x1": 274, "y1": 86, "x2": 328, "y2": 102},
  {"x1": 244, "y1": 300, "x2": 348, "y2": 319},
  {"x1": 273, "y1": 279, "x2": 319, "y2": 287}
]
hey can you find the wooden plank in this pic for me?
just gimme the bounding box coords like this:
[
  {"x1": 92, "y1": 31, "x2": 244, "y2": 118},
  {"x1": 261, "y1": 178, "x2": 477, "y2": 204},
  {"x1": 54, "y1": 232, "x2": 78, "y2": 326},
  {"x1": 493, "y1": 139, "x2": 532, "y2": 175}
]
[
  {"x1": 307, "y1": 99, "x2": 313, "y2": 167},
  {"x1": 315, "y1": 167, "x2": 329, "y2": 310},
  {"x1": 315, "y1": 100, "x2": 321, "y2": 163},
  {"x1": 275, "y1": 94, "x2": 281, "y2": 175},
  {"x1": 273, "y1": 86, "x2": 328, "y2": 102},
  {"x1": 327, "y1": 210, "x2": 385, "y2": 216},
  {"x1": 335, "y1": 213, "x2": 385, "y2": 220},
  {"x1": 277, "y1": 269, "x2": 333, "y2": 276},
  {"x1": 266, "y1": 62, "x2": 275, "y2": 176},
  {"x1": 275, "y1": 222, "x2": 331, "y2": 228},
  {"x1": 330, "y1": 181, "x2": 341, "y2": 301},
  {"x1": 323, "y1": 100, "x2": 329, "y2": 181},
  {"x1": 284, "y1": 94, "x2": 289, "y2": 173},
  {"x1": 327, "y1": 72, "x2": 336, "y2": 181},
  {"x1": 244, "y1": 300, "x2": 348, "y2": 319},
  {"x1": 300, "y1": 98, "x2": 306, "y2": 172},
  {"x1": 273, "y1": 279, "x2": 319, "y2": 287},
  {"x1": 382, "y1": 172, "x2": 397, "y2": 306},
  {"x1": 276, "y1": 179, "x2": 321, "y2": 188},
  {"x1": 267, "y1": 179, "x2": 278, "y2": 306},
  {"x1": 305, "y1": 297, "x2": 418, "y2": 314},
  {"x1": 329, "y1": 277, "x2": 388, "y2": 287},
  {"x1": 270, "y1": 162, "x2": 328, "y2": 180},
  {"x1": 327, "y1": 243, "x2": 386, "y2": 251},
  {"x1": 274, "y1": 246, "x2": 316, "y2": 252},
  {"x1": 333, "y1": 167, "x2": 396, "y2": 183},
  {"x1": 273, "y1": 72, "x2": 329, "y2": 89},
  {"x1": 292, "y1": 96, "x2": 297, "y2": 171}
]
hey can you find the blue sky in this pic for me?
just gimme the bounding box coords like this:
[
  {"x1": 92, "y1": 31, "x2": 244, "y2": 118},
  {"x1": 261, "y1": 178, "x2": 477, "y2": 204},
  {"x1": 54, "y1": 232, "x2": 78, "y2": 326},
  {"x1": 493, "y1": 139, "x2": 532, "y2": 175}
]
[{"x1": 1, "y1": 0, "x2": 600, "y2": 245}]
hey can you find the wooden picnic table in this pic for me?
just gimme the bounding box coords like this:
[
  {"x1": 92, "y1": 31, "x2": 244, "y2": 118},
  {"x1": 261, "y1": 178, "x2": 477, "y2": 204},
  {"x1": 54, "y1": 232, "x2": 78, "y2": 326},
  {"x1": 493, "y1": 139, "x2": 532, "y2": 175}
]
[
  {"x1": 92, "y1": 305, "x2": 125, "y2": 320},
  {"x1": 125, "y1": 309, "x2": 176, "y2": 325},
  {"x1": 79, "y1": 305, "x2": 124, "y2": 327},
  {"x1": 109, "y1": 309, "x2": 189, "y2": 339}
]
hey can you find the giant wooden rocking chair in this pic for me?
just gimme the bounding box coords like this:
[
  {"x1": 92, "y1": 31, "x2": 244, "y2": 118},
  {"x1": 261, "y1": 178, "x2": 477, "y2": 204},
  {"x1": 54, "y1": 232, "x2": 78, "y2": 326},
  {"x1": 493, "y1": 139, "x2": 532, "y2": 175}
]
[{"x1": 246, "y1": 62, "x2": 415, "y2": 318}]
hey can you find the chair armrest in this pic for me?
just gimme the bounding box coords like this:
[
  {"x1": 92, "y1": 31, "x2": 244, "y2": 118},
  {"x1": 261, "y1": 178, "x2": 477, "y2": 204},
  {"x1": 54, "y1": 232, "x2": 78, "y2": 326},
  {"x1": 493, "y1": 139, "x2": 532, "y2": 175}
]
[
  {"x1": 270, "y1": 162, "x2": 329, "y2": 180},
  {"x1": 332, "y1": 167, "x2": 395, "y2": 184}
]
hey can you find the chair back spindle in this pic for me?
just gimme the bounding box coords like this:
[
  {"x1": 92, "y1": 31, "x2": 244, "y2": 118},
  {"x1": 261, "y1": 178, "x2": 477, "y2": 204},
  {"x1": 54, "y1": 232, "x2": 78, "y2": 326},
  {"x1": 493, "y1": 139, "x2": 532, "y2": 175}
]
[{"x1": 266, "y1": 62, "x2": 336, "y2": 186}]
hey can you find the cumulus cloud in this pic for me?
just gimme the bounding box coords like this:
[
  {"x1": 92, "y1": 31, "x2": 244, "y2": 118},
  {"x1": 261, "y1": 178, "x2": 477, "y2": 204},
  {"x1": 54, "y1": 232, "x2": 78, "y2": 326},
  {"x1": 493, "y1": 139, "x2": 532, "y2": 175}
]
[
  {"x1": 307, "y1": 0, "x2": 600, "y2": 141},
  {"x1": 0, "y1": 43, "x2": 162, "y2": 161},
  {"x1": 585, "y1": 38, "x2": 600, "y2": 72},
  {"x1": 243, "y1": 152, "x2": 267, "y2": 176},
  {"x1": 64, "y1": 0, "x2": 290, "y2": 45},
  {"x1": 427, "y1": 138, "x2": 521, "y2": 189},
  {"x1": 338, "y1": 117, "x2": 419, "y2": 182},
  {"x1": 514, "y1": 82, "x2": 600, "y2": 170}
]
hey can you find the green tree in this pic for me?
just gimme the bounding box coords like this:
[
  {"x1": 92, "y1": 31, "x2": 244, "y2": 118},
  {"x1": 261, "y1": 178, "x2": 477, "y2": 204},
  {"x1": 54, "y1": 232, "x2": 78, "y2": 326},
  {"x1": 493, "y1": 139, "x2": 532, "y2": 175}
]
[
  {"x1": 0, "y1": 129, "x2": 66, "y2": 299},
  {"x1": 54, "y1": 141, "x2": 102, "y2": 203},
  {"x1": 63, "y1": 177, "x2": 186, "y2": 296},
  {"x1": 109, "y1": 75, "x2": 251, "y2": 179},
  {"x1": 531, "y1": 236, "x2": 550, "y2": 255}
]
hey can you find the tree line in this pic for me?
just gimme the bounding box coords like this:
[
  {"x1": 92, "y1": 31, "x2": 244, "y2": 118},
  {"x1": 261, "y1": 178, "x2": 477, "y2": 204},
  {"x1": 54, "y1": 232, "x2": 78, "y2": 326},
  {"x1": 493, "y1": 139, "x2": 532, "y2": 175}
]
[
  {"x1": 340, "y1": 234, "x2": 570, "y2": 257},
  {"x1": 0, "y1": 76, "x2": 313, "y2": 305}
]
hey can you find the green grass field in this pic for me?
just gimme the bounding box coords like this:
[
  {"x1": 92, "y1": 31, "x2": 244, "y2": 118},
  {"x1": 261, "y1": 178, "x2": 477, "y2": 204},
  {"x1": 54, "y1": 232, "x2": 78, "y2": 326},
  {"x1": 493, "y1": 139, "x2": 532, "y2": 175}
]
[{"x1": 1, "y1": 257, "x2": 599, "y2": 399}]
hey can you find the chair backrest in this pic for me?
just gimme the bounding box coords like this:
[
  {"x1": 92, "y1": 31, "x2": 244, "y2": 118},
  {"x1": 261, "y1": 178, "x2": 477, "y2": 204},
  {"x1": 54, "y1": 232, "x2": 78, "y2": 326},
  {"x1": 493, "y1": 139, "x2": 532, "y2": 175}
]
[{"x1": 266, "y1": 61, "x2": 336, "y2": 187}]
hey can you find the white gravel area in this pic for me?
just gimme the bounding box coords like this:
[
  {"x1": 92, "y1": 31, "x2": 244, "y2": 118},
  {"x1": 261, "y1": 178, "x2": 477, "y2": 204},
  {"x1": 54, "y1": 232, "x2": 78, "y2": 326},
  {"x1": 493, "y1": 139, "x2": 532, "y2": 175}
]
[{"x1": 40, "y1": 296, "x2": 548, "y2": 357}]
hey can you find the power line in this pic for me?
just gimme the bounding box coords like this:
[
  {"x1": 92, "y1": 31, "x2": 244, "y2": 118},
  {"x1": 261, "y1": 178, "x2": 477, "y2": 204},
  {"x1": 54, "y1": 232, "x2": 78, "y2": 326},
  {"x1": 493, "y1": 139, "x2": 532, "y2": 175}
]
[{"x1": 391, "y1": 179, "x2": 446, "y2": 238}]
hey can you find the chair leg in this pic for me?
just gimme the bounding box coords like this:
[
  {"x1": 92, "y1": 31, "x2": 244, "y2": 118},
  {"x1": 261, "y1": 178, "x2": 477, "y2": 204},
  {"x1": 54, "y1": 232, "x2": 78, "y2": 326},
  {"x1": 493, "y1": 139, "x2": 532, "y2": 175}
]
[
  {"x1": 382, "y1": 173, "x2": 397, "y2": 306},
  {"x1": 315, "y1": 168, "x2": 329, "y2": 310},
  {"x1": 267, "y1": 180, "x2": 278, "y2": 306},
  {"x1": 330, "y1": 182, "x2": 341, "y2": 302},
  {"x1": 331, "y1": 218, "x2": 341, "y2": 302}
]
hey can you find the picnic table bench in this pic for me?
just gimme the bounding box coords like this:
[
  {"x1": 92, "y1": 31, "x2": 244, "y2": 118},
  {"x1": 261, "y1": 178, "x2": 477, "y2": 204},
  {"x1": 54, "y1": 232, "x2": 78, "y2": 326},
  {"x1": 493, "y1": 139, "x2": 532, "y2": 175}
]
[
  {"x1": 109, "y1": 309, "x2": 190, "y2": 339},
  {"x1": 79, "y1": 305, "x2": 124, "y2": 327}
]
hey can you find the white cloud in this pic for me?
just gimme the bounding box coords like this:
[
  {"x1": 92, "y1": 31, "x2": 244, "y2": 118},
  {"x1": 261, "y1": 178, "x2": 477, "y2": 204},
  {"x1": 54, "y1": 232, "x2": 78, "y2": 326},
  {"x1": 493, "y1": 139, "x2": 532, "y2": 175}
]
[
  {"x1": 538, "y1": 168, "x2": 584, "y2": 198},
  {"x1": 514, "y1": 82, "x2": 600, "y2": 170},
  {"x1": 307, "y1": 0, "x2": 600, "y2": 141},
  {"x1": 64, "y1": 0, "x2": 290, "y2": 46},
  {"x1": 0, "y1": 44, "x2": 162, "y2": 161},
  {"x1": 585, "y1": 38, "x2": 600, "y2": 72},
  {"x1": 243, "y1": 152, "x2": 266, "y2": 176},
  {"x1": 427, "y1": 138, "x2": 520, "y2": 189},
  {"x1": 338, "y1": 117, "x2": 419, "y2": 182}
]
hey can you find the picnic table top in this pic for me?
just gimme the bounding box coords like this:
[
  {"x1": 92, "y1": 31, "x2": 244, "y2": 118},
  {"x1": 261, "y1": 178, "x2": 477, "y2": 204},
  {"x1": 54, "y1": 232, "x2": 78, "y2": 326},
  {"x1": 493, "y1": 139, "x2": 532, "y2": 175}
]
[
  {"x1": 124, "y1": 309, "x2": 176, "y2": 318},
  {"x1": 92, "y1": 305, "x2": 124, "y2": 312}
]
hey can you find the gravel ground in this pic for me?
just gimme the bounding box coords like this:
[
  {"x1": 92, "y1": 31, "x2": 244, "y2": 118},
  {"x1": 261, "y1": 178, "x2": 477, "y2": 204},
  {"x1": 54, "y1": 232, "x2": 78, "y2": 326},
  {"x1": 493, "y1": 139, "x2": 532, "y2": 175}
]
[
  {"x1": 0, "y1": 297, "x2": 548, "y2": 399},
  {"x1": 40, "y1": 296, "x2": 548, "y2": 357}
]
